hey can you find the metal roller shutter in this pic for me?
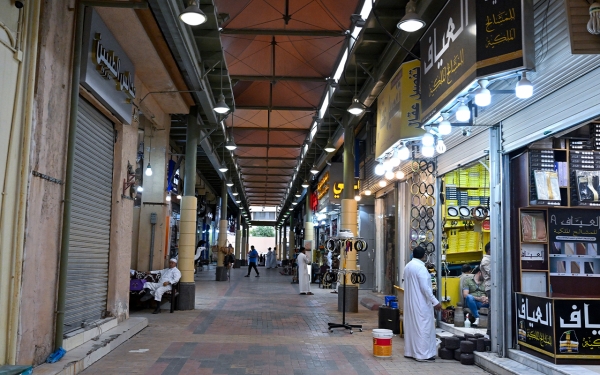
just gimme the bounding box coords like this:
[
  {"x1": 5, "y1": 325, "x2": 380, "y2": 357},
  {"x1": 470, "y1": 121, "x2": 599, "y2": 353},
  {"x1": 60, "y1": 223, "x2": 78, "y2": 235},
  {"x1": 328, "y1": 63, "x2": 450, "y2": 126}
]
[
  {"x1": 437, "y1": 131, "x2": 490, "y2": 176},
  {"x1": 64, "y1": 98, "x2": 114, "y2": 332}
]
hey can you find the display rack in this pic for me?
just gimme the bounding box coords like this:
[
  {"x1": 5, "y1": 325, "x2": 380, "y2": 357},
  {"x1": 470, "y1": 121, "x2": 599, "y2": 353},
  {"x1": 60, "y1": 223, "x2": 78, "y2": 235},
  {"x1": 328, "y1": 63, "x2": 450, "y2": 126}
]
[{"x1": 327, "y1": 269, "x2": 363, "y2": 334}]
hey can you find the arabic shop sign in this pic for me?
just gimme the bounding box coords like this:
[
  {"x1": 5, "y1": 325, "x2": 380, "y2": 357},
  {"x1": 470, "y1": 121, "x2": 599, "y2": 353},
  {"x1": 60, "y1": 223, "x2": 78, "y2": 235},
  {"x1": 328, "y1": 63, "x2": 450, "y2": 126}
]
[
  {"x1": 516, "y1": 293, "x2": 555, "y2": 356},
  {"x1": 548, "y1": 209, "x2": 600, "y2": 243},
  {"x1": 516, "y1": 293, "x2": 600, "y2": 359},
  {"x1": 420, "y1": 0, "x2": 534, "y2": 124},
  {"x1": 317, "y1": 171, "x2": 330, "y2": 201},
  {"x1": 555, "y1": 299, "x2": 600, "y2": 357},
  {"x1": 375, "y1": 60, "x2": 425, "y2": 159},
  {"x1": 331, "y1": 181, "x2": 360, "y2": 199},
  {"x1": 80, "y1": 8, "x2": 136, "y2": 125}
]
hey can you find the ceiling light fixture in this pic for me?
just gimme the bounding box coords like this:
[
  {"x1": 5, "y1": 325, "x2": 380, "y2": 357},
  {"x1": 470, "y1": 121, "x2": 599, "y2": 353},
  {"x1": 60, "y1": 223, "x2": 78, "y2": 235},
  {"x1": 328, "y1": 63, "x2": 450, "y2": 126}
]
[
  {"x1": 436, "y1": 139, "x2": 447, "y2": 154},
  {"x1": 179, "y1": 0, "x2": 207, "y2": 26},
  {"x1": 145, "y1": 163, "x2": 153, "y2": 176},
  {"x1": 136, "y1": 185, "x2": 143, "y2": 193},
  {"x1": 422, "y1": 145, "x2": 435, "y2": 158},
  {"x1": 219, "y1": 160, "x2": 228, "y2": 173},
  {"x1": 385, "y1": 170, "x2": 395, "y2": 180},
  {"x1": 474, "y1": 79, "x2": 491, "y2": 107},
  {"x1": 374, "y1": 161, "x2": 385, "y2": 176},
  {"x1": 354, "y1": 194, "x2": 361, "y2": 202},
  {"x1": 225, "y1": 114, "x2": 237, "y2": 150},
  {"x1": 214, "y1": 59, "x2": 230, "y2": 114},
  {"x1": 232, "y1": 189, "x2": 238, "y2": 196},
  {"x1": 347, "y1": 64, "x2": 365, "y2": 115},
  {"x1": 398, "y1": 144, "x2": 410, "y2": 160},
  {"x1": 176, "y1": 194, "x2": 182, "y2": 200},
  {"x1": 438, "y1": 114, "x2": 452, "y2": 135},
  {"x1": 389, "y1": 148, "x2": 400, "y2": 167},
  {"x1": 422, "y1": 132, "x2": 435, "y2": 147},
  {"x1": 397, "y1": 0, "x2": 426, "y2": 32},
  {"x1": 310, "y1": 164, "x2": 319, "y2": 175},
  {"x1": 302, "y1": 179, "x2": 309, "y2": 188},
  {"x1": 166, "y1": 194, "x2": 172, "y2": 202},
  {"x1": 379, "y1": 180, "x2": 387, "y2": 187},
  {"x1": 324, "y1": 138, "x2": 336, "y2": 153},
  {"x1": 456, "y1": 100, "x2": 471, "y2": 122},
  {"x1": 295, "y1": 192, "x2": 301, "y2": 198},
  {"x1": 396, "y1": 171, "x2": 405, "y2": 179},
  {"x1": 515, "y1": 72, "x2": 533, "y2": 99},
  {"x1": 226, "y1": 176, "x2": 234, "y2": 187},
  {"x1": 364, "y1": 189, "x2": 372, "y2": 196}
]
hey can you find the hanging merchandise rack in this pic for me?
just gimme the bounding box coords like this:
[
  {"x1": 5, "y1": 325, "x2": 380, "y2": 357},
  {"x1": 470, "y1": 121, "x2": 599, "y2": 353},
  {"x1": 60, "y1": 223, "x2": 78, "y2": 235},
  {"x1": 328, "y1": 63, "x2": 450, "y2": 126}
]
[{"x1": 324, "y1": 236, "x2": 368, "y2": 334}]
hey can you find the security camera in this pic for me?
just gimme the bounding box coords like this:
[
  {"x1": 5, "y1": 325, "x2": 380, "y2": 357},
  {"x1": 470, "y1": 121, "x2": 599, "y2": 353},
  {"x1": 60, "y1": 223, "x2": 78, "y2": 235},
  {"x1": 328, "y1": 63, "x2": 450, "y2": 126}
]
[
  {"x1": 15, "y1": 1, "x2": 24, "y2": 8},
  {"x1": 462, "y1": 128, "x2": 471, "y2": 137}
]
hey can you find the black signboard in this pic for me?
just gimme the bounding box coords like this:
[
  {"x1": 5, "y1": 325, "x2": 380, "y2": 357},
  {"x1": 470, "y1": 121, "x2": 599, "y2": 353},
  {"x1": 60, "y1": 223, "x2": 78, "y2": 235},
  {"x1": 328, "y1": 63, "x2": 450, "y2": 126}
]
[
  {"x1": 476, "y1": 0, "x2": 526, "y2": 77},
  {"x1": 420, "y1": 0, "x2": 534, "y2": 124},
  {"x1": 554, "y1": 299, "x2": 600, "y2": 357},
  {"x1": 548, "y1": 208, "x2": 600, "y2": 243},
  {"x1": 516, "y1": 293, "x2": 555, "y2": 356},
  {"x1": 420, "y1": 0, "x2": 477, "y2": 124}
]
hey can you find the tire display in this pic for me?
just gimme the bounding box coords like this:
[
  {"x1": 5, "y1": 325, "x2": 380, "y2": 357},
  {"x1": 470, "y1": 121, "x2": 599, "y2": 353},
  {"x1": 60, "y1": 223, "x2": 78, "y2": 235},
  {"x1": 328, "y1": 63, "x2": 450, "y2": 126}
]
[{"x1": 460, "y1": 353, "x2": 475, "y2": 365}]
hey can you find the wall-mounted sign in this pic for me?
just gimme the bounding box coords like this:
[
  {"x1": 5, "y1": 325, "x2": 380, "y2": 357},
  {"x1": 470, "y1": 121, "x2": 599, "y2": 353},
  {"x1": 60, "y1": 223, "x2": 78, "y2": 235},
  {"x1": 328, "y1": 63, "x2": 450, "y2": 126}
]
[
  {"x1": 516, "y1": 293, "x2": 555, "y2": 356},
  {"x1": 81, "y1": 8, "x2": 136, "y2": 125},
  {"x1": 420, "y1": 0, "x2": 534, "y2": 124},
  {"x1": 317, "y1": 171, "x2": 330, "y2": 201},
  {"x1": 376, "y1": 60, "x2": 425, "y2": 159},
  {"x1": 331, "y1": 181, "x2": 360, "y2": 199}
]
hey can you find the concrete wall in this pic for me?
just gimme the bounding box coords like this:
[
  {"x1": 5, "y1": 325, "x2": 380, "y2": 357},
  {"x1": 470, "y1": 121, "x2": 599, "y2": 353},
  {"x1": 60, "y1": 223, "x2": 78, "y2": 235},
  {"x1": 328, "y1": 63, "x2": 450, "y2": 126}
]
[
  {"x1": 0, "y1": 0, "x2": 40, "y2": 365},
  {"x1": 247, "y1": 237, "x2": 277, "y2": 255},
  {"x1": 17, "y1": 1, "x2": 74, "y2": 365}
]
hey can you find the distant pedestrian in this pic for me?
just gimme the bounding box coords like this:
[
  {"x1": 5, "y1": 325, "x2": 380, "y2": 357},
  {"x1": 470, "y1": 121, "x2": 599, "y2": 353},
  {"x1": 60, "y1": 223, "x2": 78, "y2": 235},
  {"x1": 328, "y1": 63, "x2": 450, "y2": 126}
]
[
  {"x1": 297, "y1": 248, "x2": 313, "y2": 295},
  {"x1": 266, "y1": 248, "x2": 273, "y2": 269},
  {"x1": 481, "y1": 242, "x2": 492, "y2": 335},
  {"x1": 403, "y1": 246, "x2": 441, "y2": 362},
  {"x1": 270, "y1": 247, "x2": 277, "y2": 268},
  {"x1": 245, "y1": 246, "x2": 260, "y2": 277}
]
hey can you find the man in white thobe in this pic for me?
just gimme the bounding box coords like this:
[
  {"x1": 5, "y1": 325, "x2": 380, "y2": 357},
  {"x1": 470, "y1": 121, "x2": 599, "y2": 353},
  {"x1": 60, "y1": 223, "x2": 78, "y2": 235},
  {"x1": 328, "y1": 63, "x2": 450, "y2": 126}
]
[
  {"x1": 403, "y1": 246, "x2": 441, "y2": 362},
  {"x1": 270, "y1": 247, "x2": 278, "y2": 268},
  {"x1": 266, "y1": 248, "x2": 273, "y2": 269},
  {"x1": 297, "y1": 248, "x2": 313, "y2": 295},
  {"x1": 140, "y1": 258, "x2": 182, "y2": 314}
]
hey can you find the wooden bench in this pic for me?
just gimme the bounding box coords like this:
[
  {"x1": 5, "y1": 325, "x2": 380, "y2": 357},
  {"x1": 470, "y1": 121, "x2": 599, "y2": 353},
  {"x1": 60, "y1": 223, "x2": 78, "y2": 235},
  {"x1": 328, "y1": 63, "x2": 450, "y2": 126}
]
[{"x1": 162, "y1": 281, "x2": 179, "y2": 313}]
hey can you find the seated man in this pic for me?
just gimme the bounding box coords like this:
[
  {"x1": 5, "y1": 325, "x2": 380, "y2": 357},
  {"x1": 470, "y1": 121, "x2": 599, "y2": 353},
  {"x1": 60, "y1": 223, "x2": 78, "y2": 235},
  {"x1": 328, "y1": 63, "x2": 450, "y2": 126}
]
[
  {"x1": 462, "y1": 266, "x2": 489, "y2": 326},
  {"x1": 140, "y1": 258, "x2": 181, "y2": 314}
]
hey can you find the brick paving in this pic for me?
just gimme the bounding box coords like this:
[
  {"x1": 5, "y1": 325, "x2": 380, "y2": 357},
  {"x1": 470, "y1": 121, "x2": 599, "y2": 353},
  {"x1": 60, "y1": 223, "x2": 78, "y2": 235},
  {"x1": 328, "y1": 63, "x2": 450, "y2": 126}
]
[{"x1": 80, "y1": 266, "x2": 490, "y2": 375}]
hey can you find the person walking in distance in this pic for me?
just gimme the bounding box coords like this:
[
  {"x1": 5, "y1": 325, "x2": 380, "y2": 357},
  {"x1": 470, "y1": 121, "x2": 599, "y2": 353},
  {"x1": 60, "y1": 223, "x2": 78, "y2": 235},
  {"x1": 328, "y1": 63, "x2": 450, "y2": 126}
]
[
  {"x1": 480, "y1": 242, "x2": 492, "y2": 336},
  {"x1": 245, "y1": 245, "x2": 260, "y2": 277},
  {"x1": 403, "y1": 246, "x2": 441, "y2": 362}
]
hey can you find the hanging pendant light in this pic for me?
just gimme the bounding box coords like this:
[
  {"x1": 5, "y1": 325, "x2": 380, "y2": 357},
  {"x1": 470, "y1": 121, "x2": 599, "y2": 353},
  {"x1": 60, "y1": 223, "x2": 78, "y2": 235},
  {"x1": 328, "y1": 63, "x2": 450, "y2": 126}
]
[
  {"x1": 137, "y1": 185, "x2": 143, "y2": 193},
  {"x1": 389, "y1": 148, "x2": 401, "y2": 167},
  {"x1": 422, "y1": 132, "x2": 435, "y2": 147},
  {"x1": 145, "y1": 163, "x2": 153, "y2": 176},
  {"x1": 226, "y1": 176, "x2": 234, "y2": 187},
  {"x1": 179, "y1": 0, "x2": 207, "y2": 26},
  {"x1": 379, "y1": 180, "x2": 387, "y2": 187},
  {"x1": 374, "y1": 161, "x2": 385, "y2": 176},
  {"x1": 436, "y1": 139, "x2": 447, "y2": 154},
  {"x1": 166, "y1": 194, "x2": 172, "y2": 202},
  {"x1": 385, "y1": 171, "x2": 395, "y2": 180},
  {"x1": 232, "y1": 188, "x2": 239, "y2": 196},
  {"x1": 515, "y1": 72, "x2": 533, "y2": 99},
  {"x1": 295, "y1": 191, "x2": 301, "y2": 197},
  {"x1": 354, "y1": 194, "x2": 362, "y2": 202},
  {"x1": 364, "y1": 189, "x2": 372, "y2": 196},
  {"x1": 456, "y1": 100, "x2": 471, "y2": 122},
  {"x1": 397, "y1": 0, "x2": 426, "y2": 32},
  {"x1": 438, "y1": 114, "x2": 452, "y2": 135},
  {"x1": 474, "y1": 79, "x2": 491, "y2": 107},
  {"x1": 225, "y1": 117, "x2": 237, "y2": 150},
  {"x1": 214, "y1": 59, "x2": 230, "y2": 114},
  {"x1": 422, "y1": 145, "x2": 435, "y2": 157},
  {"x1": 301, "y1": 179, "x2": 309, "y2": 188},
  {"x1": 347, "y1": 64, "x2": 365, "y2": 115},
  {"x1": 219, "y1": 160, "x2": 228, "y2": 173},
  {"x1": 396, "y1": 171, "x2": 405, "y2": 180},
  {"x1": 310, "y1": 164, "x2": 319, "y2": 174},
  {"x1": 398, "y1": 144, "x2": 410, "y2": 160},
  {"x1": 324, "y1": 138, "x2": 336, "y2": 153}
]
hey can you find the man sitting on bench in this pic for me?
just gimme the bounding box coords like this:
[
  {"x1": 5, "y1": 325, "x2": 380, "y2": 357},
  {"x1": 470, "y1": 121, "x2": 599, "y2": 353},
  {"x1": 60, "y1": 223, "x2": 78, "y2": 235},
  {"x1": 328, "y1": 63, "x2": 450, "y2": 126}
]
[
  {"x1": 140, "y1": 258, "x2": 181, "y2": 314},
  {"x1": 462, "y1": 266, "x2": 489, "y2": 326}
]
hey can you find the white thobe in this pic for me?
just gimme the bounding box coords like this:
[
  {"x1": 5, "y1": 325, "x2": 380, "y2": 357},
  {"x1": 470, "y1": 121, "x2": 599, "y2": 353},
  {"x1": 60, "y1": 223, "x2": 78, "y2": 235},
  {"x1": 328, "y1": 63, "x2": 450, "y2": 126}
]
[
  {"x1": 297, "y1": 252, "x2": 311, "y2": 293},
  {"x1": 403, "y1": 258, "x2": 439, "y2": 360},
  {"x1": 266, "y1": 250, "x2": 273, "y2": 268},
  {"x1": 146, "y1": 267, "x2": 182, "y2": 301},
  {"x1": 270, "y1": 251, "x2": 277, "y2": 268}
]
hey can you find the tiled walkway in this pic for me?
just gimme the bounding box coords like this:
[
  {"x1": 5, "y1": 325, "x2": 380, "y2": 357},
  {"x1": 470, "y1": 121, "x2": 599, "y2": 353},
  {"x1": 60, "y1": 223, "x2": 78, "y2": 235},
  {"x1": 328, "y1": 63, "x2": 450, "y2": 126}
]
[{"x1": 80, "y1": 266, "x2": 490, "y2": 375}]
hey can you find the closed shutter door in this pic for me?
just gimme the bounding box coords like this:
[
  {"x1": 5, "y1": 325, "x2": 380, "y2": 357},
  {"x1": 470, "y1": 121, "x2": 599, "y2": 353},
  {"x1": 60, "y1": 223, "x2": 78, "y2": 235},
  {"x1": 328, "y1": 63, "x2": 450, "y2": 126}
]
[
  {"x1": 437, "y1": 131, "x2": 490, "y2": 176},
  {"x1": 64, "y1": 98, "x2": 114, "y2": 332}
]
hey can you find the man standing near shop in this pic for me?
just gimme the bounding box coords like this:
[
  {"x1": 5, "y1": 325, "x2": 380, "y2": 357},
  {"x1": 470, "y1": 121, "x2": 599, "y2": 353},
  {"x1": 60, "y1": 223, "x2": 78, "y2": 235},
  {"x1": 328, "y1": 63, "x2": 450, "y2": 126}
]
[
  {"x1": 480, "y1": 243, "x2": 492, "y2": 335},
  {"x1": 404, "y1": 246, "x2": 441, "y2": 362},
  {"x1": 245, "y1": 245, "x2": 260, "y2": 277},
  {"x1": 297, "y1": 248, "x2": 313, "y2": 295}
]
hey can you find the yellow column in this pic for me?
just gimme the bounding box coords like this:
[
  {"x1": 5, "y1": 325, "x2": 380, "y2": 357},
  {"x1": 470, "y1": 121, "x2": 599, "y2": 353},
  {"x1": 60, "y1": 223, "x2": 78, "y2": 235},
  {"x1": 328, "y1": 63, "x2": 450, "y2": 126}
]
[{"x1": 179, "y1": 196, "x2": 197, "y2": 283}]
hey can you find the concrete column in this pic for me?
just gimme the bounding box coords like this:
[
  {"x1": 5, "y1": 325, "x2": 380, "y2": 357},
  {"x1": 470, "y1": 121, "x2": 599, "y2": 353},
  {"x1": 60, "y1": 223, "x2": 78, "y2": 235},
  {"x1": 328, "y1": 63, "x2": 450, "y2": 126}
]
[
  {"x1": 235, "y1": 212, "x2": 241, "y2": 260},
  {"x1": 216, "y1": 182, "x2": 228, "y2": 281},
  {"x1": 288, "y1": 217, "x2": 295, "y2": 260},
  {"x1": 283, "y1": 223, "x2": 287, "y2": 260},
  {"x1": 304, "y1": 190, "x2": 314, "y2": 252},
  {"x1": 340, "y1": 122, "x2": 358, "y2": 312},
  {"x1": 179, "y1": 107, "x2": 199, "y2": 310}
]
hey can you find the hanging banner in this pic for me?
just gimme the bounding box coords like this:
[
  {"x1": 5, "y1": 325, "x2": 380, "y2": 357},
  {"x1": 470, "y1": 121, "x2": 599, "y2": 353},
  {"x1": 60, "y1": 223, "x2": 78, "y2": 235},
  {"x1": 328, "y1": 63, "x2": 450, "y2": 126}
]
[
  {"x1": 420, "y1": 0, "x2": 534, "y2": 124},
  {"x1": 375, "y1": 60, "x2": 424, "y2": 159}
]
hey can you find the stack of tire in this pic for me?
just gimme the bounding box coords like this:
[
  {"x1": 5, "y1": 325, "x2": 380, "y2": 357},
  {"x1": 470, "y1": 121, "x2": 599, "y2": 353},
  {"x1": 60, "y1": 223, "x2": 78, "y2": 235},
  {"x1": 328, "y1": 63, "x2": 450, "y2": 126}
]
[{"x1": 437, "y1": 333, "x2": 492, "y2": 365}]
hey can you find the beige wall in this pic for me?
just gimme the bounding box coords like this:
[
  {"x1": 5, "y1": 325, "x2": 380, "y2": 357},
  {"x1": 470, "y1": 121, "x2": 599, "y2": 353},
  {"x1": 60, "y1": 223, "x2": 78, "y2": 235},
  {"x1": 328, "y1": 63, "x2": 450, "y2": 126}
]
[
  {"x1": 17, "y1": 1, "x2": 73, "y2": 365},
  {"x1": 248, "y1": 237, "x2": 277, "y2": 256},
  {"x1": 0, "y1": 0, "x2": 40, "y2": 365}
]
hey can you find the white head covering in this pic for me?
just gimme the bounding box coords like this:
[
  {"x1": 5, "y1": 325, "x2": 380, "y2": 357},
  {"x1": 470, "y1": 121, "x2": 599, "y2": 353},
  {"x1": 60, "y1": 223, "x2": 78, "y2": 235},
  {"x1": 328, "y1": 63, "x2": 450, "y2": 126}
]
[{"x1": 170, "y1": 258, "x2": 178, "y2": 263}]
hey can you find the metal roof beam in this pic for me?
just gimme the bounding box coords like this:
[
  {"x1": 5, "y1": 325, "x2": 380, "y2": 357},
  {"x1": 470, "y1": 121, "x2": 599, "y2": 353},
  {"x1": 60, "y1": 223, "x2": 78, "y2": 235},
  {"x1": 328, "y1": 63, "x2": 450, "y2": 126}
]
[
  {"x1": 236, "y1": 144, "x2": 301, "y2": 148},
  {"x1": 236, "y1": 105, "x2": 316, "y2": 111},
  {"x1": 221, "y1": 29, "x2": 346, "y2": 37},
  {"x1": 231, "y1": 75, "x2": 325, "y2": 82}
]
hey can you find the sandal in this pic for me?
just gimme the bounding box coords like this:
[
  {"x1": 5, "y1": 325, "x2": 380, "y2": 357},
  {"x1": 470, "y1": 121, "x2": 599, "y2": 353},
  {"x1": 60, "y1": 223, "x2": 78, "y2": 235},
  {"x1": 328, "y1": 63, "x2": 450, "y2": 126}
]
[
  {"x1": 300, "y1": 293, "x2": 306, "y2": 295},
  {"x1": 306, "y1": 292, "x2": 314, "y2": 295}
]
